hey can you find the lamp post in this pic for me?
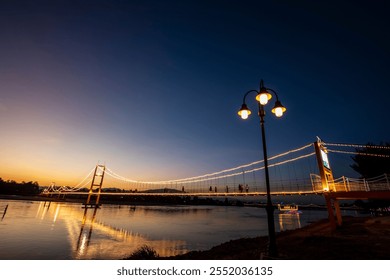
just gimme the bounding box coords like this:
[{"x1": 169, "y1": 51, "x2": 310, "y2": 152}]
[{"x1": 237, "y1": 79, "x2": 286, "y2": 258}]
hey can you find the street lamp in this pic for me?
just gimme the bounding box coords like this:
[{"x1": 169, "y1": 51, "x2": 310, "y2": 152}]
[{"x1": 237, "y1": 79, "x2": 286, "y2": 258}]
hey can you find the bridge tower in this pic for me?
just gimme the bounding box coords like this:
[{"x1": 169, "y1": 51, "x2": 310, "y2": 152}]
[
  {"x1": 314, "y1": 139, "x2": 342, "y2": 229},
  {"x1": 84, "y1": 164, "x2": 106, "y2": 208},
  {"x1": 314, "y1": 138, "x2": 335, "y2": 192}
]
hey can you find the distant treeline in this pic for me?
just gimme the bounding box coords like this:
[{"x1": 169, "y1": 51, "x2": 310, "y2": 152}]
[{"x1": 0, "y1": 178, "x2": 40, "y2": 195}]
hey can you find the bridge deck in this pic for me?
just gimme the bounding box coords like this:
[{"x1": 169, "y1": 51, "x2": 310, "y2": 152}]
[{"x1": 45, "y1": 190, "x2": 323, "y2": 197}]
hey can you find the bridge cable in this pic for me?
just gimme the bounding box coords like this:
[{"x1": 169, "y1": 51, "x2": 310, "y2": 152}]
[
  {"x1": 327, "y1": 149, "x2": 390, "y2": 158},
  {"x1": 324, "y1": 142, "x2": 390, "y2": 150}
]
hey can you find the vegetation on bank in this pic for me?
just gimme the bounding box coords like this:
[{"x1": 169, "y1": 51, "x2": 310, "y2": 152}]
[{"x1": 0, "y1": 178, "x2": 40, "y2": 195}]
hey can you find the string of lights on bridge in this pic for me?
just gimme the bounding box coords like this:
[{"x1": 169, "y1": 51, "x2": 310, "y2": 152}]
[
  {"x1": 104, "y1": 143, "x2": 315, "y2": 185},
  {"x1": 45, "y1": 141, "x2": 390, "y2": 193},
  {"x1": 324, "y1": 142, "x2": 390, "y2": 150},
  {"x1": 324, "y1": 142, "x2": 390, "y2": 158}
]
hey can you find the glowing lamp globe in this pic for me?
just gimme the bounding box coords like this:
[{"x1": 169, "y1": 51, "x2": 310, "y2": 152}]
[
  {"x1": 271, "y1": 100, "x2": 287, "y2": 117},
  {"x1": 256, "y1": 88, "x2": 272, "y2": 105},
  {"x1": 238, "y1": 104, "x2": 251, "y2": 120}
]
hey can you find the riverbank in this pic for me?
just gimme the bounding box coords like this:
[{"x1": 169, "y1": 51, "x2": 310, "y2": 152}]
[{"x1": 162, "y1": 216, "x2": 390, "y2": 259}]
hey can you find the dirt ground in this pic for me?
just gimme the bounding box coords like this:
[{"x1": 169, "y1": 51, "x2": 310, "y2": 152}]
[{"x1": 168, "y1": 216, "x2": 390, "y2": 260}]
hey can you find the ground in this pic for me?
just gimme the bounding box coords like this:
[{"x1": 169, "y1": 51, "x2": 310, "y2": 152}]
[{"x1": 164, "y1": 216, "x2": 390, "y2": 260}]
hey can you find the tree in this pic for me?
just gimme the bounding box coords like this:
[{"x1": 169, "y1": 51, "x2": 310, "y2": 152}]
[
  {"x1": 0, "y1": 179, "x2": 40, "y2": 195},
  {"x1": 350, "y1": 142, "x2": 390, "y2": 178}
]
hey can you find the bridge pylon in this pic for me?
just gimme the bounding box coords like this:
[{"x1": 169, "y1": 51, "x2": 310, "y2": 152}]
[
  {"x1": 314, "y1": 138, "x2": 335, "y2": 192},
  {"x1": 84, "y1": 164, "x2": 106, "y2": 208},
  {"x1": 314, "y1": 138, "x2": 342, "y2": 229}
]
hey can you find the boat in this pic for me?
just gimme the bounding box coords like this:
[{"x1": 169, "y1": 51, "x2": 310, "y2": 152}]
[{"x1": 277, "y1": 203, "x2": 302, "y2": 214}]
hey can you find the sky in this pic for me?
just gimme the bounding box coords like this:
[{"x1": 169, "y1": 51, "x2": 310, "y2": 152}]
[{"x1": 0, "y1": 0, "x2": 389, "y2": 186}]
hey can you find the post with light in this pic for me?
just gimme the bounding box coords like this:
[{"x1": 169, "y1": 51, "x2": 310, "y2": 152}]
[{"x1": 237, "y1": 79, "x2": 286, "y2": 258}]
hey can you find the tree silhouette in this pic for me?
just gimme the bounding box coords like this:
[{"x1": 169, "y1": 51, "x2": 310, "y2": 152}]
[
  {"x1": 0, "y1": 179, "x2": 40, "y2": 195},
  {"x1": 350, "y1": 142, "x2": 390, "y2": 178}
]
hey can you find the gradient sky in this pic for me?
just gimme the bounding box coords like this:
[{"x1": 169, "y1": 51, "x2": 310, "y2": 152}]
[{"x1": 0, "y1": 0, "x2": 389, "y2": 186}]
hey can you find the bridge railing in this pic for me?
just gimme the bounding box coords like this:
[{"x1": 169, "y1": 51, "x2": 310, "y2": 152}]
[
  {"x1": 311, "y1": 173, "x2": 390, "y2": 193},
  {"x1": 141, "y1": 178, "x2": 315, "y2": 195},
  {"x1": 310, "y1": 174, "x2": 324, "y2": 193}
]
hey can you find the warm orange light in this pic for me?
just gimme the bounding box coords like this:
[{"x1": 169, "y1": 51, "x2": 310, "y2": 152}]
[
  {"x1": 238, "y1": 103, "x2": 251, "y2": 120},
  {"x1": 256, "y1": 88, "x2": 272, "y2": 105},
  {"x1": 239, "y1": 110, "x2": 250, "y2": 119},
  {"x1": 271, "y1": 100, "x2": 286, "y2": 117},
  {"x1": 274, "y1": 107, "x2": 284, "y2": 117}
]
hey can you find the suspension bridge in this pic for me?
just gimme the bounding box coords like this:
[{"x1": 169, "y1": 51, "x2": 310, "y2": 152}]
[
  {"x1": 43, "y1": 139, "x2": 390, "y2": 197},
  {"x1": 45, "y1": 142, "x2": 318, "y2": 197},
  {"x1": 43, "y1": 139, "x2": 390, "y2": 228}
]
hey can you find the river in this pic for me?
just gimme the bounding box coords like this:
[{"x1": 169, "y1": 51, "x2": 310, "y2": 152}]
[{"x1": 0, "y1": 198, "x2": 363, "y2": 259}]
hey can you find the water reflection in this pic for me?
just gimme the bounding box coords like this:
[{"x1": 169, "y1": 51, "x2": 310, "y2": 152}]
[
  {"x1": 1, "y1": 204, "x2": 8, "y2": 221},
  {"x1": 35, "y1": 201, "x2": 52, "y2": 220},
  {"x1": 1, "y1": 200, "x2": 334, "y2": 259},
  {"x1": 76, "y1": 207, "x2": 98, "y2": 257},
  {"x1": 32, "y1": 202, "x2": 189, "y2": 259},
  {"x1": 141, "y1": 206, "x2": 213, "y2": 215},
  {"x1": 278, "y1": 213, "x2": 302, "y2": 231}
]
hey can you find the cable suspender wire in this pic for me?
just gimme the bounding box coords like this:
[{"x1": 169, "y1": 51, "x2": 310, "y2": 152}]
[
  {"x1": 73, "y1": 167, "x2": 96, "y2": 188},
  {"x1": 324, "y1": 142, "x2": 390, "y2": 150},
  {"x1": 104, "y1": 143, "x2": 315, "y2": 185},
  {"x1": 103, "y1": 151, "x2": 316, "y2": 185},
  {"x1": 327, "y1": 149, "x2": 390, "y2": 158},
  {"x1": 138, "y1": 143, "x2": 315, "y2": 184},
  {"x1": 48, "y1": 143, "x2": 316, "y2": 193}
]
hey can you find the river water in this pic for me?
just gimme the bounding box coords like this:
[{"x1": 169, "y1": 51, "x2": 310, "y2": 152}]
[{"x1": 0, "y1": 199, "x2": 362, "y2": 260}]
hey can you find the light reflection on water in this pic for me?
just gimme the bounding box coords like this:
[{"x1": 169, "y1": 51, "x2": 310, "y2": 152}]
[
  {"x1": 0, "y1": 199, "x2": 358, "y2": 259},
  {"x1": 278, "y1": 214, "x2": 302, "y2": 231}
]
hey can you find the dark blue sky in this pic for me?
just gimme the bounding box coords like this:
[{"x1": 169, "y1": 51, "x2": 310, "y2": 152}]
[{"x1": 0, "y1": 0, "x2": 389, "y2": 184}]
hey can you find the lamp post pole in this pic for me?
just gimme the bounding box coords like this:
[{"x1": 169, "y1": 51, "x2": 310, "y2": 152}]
[
  {"x1": 237, "y1": 80, "x2": 286, "y2": 258},
  {"x1": 258, "y1": 102, "x2": 278, "y2": 257}
]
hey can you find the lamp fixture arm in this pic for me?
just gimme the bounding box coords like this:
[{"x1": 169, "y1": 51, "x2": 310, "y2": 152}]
[
  {"x1": 242, "y1": 89, "x2": 259, "y2": 104},
  {"x1": 264, "y1": 87, "x2": 280, "y2": 101}
]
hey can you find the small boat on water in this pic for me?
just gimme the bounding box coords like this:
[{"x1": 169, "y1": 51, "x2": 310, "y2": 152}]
[{"x1": 277, "y1": 203, "x2": 302, "y2": 214}]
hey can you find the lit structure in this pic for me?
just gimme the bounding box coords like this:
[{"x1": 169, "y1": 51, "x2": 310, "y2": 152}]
[
  {"x1": 314, "y1": 138, "x2": 335, "y2": 192},
  {"x1": 237, "y1": 79, "x2": 286, "y2": 258},
  {"x1": 85, "y1": 164, "x2": 106, "y2": 207}
]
